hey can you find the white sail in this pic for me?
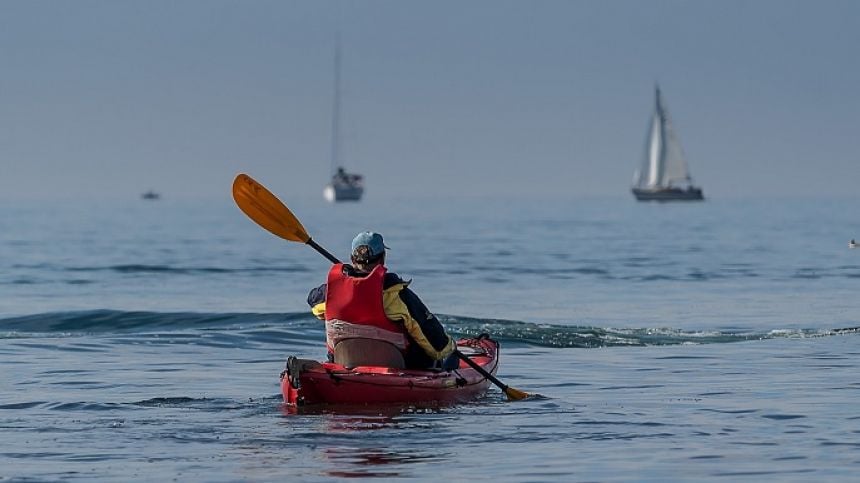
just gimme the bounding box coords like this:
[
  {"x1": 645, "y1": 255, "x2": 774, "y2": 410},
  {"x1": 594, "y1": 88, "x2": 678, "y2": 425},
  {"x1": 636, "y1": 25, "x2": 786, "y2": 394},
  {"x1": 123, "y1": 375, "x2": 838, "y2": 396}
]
[
  {"x1": 636, "y1": 87, "x2": 693, "y2": 189},
  {"x1": 657, "y1": 90, "x2": 691, "y2": 186},
  {"x1": 646, "y1": 109, "x2": 663, "y2": 187}
]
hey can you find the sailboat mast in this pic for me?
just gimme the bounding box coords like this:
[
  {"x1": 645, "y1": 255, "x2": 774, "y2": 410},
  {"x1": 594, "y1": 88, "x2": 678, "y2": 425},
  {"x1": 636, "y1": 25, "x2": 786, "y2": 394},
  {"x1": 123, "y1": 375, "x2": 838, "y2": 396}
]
[{"x1": 329, "y1": 34, "x2": 342, "y2": 177}]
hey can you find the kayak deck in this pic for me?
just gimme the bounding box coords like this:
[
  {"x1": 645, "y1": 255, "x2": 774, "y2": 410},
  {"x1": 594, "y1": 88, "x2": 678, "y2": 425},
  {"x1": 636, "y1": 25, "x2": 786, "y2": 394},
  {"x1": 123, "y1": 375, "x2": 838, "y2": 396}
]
[{"x1": 281, "y1": 336, "x2": 499, "y2": 406}]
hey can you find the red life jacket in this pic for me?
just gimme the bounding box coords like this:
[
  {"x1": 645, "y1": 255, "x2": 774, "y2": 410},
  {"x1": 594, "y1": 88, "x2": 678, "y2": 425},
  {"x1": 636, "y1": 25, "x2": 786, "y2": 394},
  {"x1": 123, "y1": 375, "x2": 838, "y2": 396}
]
[{"x1": 324, "y1": 263, "x2": 408, "y2": 353}]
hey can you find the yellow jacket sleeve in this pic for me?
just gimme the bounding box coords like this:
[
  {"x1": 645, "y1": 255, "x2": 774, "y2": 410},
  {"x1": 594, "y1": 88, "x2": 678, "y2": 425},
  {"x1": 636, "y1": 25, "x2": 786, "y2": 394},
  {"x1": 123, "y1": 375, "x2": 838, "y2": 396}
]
[{"x1": 311, "y1": 302, "x2": 326, "y2": 321}]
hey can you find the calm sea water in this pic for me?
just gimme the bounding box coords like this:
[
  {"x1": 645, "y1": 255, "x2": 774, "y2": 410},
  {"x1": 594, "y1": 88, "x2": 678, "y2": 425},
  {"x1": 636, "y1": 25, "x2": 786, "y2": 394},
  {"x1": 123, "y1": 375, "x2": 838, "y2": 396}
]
[{"x1": 2, "y1": 194, "x2": 859, "y2": 481}]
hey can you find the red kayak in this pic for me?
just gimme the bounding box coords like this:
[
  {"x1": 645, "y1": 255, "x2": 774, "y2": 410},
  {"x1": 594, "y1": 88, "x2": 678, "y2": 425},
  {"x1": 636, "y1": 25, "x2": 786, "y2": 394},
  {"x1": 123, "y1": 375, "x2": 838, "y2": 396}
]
[{"x1": 281, "y1": 336, "x2": 500, "y2": 406}]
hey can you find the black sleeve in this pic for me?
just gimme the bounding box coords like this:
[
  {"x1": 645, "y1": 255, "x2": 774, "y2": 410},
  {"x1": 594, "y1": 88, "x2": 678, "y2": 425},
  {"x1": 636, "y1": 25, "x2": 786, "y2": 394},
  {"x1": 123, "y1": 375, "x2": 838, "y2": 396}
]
[
  {"x1": 382, "y1": 272, "x2": 405, "y2": 288},
  {"x1": 398, "y1": 287, "x2": 451, "y2": 352},
  {"x1": 307, "y1": 283, "x2": 326, "y2": 307}
]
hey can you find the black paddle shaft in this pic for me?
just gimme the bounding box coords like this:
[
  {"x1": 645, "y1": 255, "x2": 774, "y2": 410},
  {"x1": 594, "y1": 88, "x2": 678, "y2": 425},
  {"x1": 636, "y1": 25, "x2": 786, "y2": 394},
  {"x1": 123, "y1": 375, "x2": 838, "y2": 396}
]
[
  {"x1": 455, "y1": 350, "x2": 510, "y2": 391},
  {"x1": 306, "y1": 238, "x2": 341, "y2": 264}
]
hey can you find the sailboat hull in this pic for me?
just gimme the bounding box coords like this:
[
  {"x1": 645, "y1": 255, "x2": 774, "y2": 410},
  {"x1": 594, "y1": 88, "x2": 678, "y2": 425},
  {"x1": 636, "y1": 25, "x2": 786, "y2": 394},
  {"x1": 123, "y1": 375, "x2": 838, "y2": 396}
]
[
  {"x1": 324, "y1": 184, "x2": 363, "y2": 202},
  {"x1": 632, "y1": 187, "x2": 704, "y2": 202}
]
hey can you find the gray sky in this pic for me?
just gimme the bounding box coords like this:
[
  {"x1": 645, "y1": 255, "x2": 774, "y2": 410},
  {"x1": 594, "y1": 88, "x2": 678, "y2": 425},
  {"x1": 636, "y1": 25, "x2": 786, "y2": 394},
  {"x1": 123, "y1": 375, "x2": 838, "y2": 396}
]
[{"x1": 1, "y1": 0, "x2": 858, "y2": 200}]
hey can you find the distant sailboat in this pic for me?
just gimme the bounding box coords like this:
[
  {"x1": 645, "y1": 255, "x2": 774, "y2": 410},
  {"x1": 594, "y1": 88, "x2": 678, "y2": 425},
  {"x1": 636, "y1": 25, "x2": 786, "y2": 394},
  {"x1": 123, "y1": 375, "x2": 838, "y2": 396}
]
[
  {"x1": 323, "y1": 36, "x2": 364, "y2": 203},
  {"x1": 632, "y1": 86, "x2": 704, "y2": 202}
]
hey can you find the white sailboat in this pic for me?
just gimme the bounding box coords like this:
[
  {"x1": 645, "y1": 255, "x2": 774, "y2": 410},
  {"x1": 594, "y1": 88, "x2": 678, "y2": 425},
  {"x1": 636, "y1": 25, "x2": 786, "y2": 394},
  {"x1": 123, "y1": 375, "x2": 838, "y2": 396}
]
[
  {"x1": 323, "y1": 36, "x2": 364, "y2": 203},
  {"x1": 632, "y1": 86, "x2": 704, "y2": 202}
]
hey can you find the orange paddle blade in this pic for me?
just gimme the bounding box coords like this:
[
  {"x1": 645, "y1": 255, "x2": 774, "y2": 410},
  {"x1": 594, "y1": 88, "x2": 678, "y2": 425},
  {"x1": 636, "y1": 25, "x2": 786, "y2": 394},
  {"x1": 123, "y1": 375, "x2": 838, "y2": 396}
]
[
  {"x1": 232, "y1": 173, "x2": 310, "y2": 243},
  {"x1": 504, "y1": 386, "x2": 530, "y2": 401}
]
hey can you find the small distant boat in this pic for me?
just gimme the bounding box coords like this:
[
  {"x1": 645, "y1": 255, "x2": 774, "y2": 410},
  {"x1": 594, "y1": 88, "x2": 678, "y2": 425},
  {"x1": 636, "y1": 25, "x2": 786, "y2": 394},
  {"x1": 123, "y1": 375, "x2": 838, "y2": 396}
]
[
  {"x1": 323, "y1": 35, "x2": 364, "y2": 203},
  {"x1": 850, "y1": 239, "x2": 858, "y2": 249},
  {"x1": 324, "y1": 167, "x2": 363, "y2": 202},
  {"x1": 632, "y1": 86, "x2": 704, "y2": 202},
  {"x1": 141, "y1": 190, "x2": 160, "y2": 200}
]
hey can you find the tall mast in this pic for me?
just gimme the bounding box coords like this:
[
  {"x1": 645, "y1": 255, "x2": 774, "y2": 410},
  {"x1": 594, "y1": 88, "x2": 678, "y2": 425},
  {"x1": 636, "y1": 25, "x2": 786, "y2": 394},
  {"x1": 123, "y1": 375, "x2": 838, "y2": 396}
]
[{"x1": 329, "y1": 34, "x2": 342, "y2": 177}]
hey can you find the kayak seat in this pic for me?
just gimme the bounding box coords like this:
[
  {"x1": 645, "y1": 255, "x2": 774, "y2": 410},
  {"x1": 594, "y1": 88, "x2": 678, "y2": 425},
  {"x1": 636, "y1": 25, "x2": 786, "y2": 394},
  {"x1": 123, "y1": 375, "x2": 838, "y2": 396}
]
[{"x1": 333, "y1": 338, "x2": 406, "y2": 369}]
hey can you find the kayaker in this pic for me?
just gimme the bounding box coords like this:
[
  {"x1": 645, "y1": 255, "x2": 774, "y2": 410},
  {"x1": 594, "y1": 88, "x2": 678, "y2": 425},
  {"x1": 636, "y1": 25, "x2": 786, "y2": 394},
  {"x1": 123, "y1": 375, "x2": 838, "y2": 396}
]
[{"x1": 307, "y1": 231, "x2": 457, "y2": 370}]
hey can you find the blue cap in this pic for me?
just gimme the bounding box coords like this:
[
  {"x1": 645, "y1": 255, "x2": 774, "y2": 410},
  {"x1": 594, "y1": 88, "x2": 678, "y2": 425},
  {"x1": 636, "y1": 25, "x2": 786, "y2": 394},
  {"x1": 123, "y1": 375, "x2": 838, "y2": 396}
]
[{"x1": 351, "y1": 231, "x2": 389, "y2": 257}]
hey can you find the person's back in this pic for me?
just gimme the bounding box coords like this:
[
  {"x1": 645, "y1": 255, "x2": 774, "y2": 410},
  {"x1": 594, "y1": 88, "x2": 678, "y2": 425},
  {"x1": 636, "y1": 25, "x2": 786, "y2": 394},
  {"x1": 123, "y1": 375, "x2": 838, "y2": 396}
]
[{"x1": 307, "y1": 231, "x2": 456, "y2": 370}]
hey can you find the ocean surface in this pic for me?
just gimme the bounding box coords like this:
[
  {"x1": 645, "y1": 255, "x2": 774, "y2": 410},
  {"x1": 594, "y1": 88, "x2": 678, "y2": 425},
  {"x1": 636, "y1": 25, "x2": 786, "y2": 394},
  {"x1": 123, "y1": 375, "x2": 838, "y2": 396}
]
[{"x1": 1, "y1": 194, "x2": 859, "y2": 481}]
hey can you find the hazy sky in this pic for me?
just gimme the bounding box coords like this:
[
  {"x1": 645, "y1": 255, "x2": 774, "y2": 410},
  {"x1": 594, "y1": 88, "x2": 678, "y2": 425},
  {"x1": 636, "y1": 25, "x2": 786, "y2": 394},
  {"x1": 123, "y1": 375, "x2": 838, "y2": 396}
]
[{"x1": 1, "y1": 0, "x2": 858, "y2": 200}]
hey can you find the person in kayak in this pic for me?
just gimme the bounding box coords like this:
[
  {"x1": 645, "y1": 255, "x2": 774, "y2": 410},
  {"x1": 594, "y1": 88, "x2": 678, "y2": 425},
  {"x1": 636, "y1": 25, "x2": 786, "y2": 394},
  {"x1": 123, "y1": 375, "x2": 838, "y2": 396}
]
[{"x1": 307, "y1": 231, "x2": 457, "y2": 370}]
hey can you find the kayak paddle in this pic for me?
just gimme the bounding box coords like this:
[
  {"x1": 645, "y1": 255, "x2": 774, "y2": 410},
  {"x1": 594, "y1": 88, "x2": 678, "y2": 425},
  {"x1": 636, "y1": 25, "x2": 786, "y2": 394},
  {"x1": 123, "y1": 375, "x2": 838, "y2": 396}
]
[
  {"x1": 455, "y1": 351, "x2": 529, "y2": 400},
  {"x1": 232, "y1": 173, "x2": 339, "y2": 264},
  {"x1": 232, "y1": 173, "x2": 531, "y2": 401}
]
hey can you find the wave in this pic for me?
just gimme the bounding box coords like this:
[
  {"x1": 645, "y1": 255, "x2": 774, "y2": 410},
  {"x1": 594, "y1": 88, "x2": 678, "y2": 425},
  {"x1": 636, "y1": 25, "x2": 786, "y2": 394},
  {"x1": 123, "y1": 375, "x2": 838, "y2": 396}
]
[
  {"x1": 64, "y1": 264, "x2": 311, "y2": 275},
  {"x1": 0, "y1": 310, "x2": 313, "y2": 335},
  {"x1": 1, "y1": 310, "x2": 858, "y2": 348},
  {"x1": 441, "y1": 315, "x2": 860, "y2": 347},
  {"x1": 11, "y1": 259, "x2": 860, "y2": 281},
  {"x1": 406, "y1": 266, "x2": 860, "y2": 282}
]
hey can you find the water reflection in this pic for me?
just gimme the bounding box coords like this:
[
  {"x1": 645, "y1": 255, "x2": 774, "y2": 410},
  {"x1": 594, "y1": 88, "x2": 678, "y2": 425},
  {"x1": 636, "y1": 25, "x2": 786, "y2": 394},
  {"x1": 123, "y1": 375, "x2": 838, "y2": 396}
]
[
  {"x1": 279, "y1": 404, "x2": 450, "y2": 478},
  {"x1": 280, "y1": 403, "x2": 443, "y2": 419},
  {"x1": 324, "y1": 447, "x2": 445, "y2": 478}
]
